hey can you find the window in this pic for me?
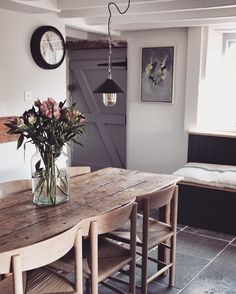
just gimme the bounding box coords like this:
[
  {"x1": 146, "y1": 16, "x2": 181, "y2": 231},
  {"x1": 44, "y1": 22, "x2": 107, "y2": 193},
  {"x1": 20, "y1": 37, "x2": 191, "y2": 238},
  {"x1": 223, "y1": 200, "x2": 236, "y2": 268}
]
[{"x1": 197, "y1": 32, "x2": 236, "y2": 132}]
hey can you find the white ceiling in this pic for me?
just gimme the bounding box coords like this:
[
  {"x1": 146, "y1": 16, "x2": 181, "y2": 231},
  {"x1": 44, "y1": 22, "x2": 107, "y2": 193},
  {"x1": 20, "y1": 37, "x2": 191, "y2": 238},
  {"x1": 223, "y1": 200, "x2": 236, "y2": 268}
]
[{"x1": 2, "y1": 0, "x2": 236, "y2": 34}]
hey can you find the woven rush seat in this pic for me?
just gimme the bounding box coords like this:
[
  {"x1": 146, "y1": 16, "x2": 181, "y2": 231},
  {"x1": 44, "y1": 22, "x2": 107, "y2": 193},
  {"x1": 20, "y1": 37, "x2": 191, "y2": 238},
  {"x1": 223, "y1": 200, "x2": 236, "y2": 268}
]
[
  {"x1": 84, "y1": 238, "x2": 132, "y2": 282},
  {"x1": 26, "y1": 267, "x2": 76, "y2": 294},
  {"x1": 49, "y1": 237, "x2": 133, "y2": 282},
  {"x1": 0, "y1": 273, "x2": 26, "y2": 294},
  {"x1": 109, "y1": 214, "x2": 173, "y2": 249},
  {"x1": 49, "y1": 201, "x2": 137, "y2": 294}
]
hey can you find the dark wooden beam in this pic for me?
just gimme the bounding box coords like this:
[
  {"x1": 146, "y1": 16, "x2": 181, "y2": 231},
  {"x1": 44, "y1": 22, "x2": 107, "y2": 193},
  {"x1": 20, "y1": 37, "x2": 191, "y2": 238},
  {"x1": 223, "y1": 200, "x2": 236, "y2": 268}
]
[{"x1": 66, "y1": 39, "x2": 127, "y2": 50}]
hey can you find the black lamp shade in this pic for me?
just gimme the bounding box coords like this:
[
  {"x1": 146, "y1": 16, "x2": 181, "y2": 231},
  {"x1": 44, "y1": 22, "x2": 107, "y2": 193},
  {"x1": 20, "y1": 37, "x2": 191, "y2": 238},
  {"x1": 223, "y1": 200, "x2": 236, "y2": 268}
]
[{"x1": 93, "y1": 78, "x2": 124, "y2": 93}]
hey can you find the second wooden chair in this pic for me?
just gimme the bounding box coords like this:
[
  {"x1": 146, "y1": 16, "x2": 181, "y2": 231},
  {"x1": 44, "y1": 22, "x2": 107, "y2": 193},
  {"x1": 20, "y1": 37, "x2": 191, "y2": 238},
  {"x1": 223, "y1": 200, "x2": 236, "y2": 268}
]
[{"x1": 106, "y1": 184, "x2": 178, "y2": 294}]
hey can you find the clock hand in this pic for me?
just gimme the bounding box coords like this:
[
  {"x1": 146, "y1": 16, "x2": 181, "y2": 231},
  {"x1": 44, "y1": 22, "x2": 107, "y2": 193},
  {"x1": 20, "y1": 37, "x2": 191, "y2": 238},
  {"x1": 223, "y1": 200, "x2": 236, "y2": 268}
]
[{"x1": 46, "y1": 35, "x2": 53, "y2": 52}]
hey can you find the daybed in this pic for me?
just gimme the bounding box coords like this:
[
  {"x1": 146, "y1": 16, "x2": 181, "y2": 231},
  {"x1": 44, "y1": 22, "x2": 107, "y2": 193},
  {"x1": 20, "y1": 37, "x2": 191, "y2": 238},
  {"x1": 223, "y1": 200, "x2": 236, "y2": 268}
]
[{"x1": 174, "y1": 131, "x2": 236, "y2": 234}]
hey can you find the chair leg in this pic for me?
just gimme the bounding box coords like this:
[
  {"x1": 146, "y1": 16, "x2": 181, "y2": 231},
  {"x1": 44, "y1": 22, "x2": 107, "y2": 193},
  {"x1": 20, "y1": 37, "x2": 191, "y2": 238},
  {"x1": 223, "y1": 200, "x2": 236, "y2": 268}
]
[
  {"x1": 156, "y1": 246, "x2": 159, "y2": 273},
  {"x1": 86, "y1": 278, "x2": 91, "y2": 294},
  {"x1": 169, "y1": 188, "x2": 178, "y2": 287},
  {"x1": 75, "y1": 228, "x2": 83, "y2": 294},
  {"x1": 141, "y1": 250, "x2": 148, "y2": 294},
  {"x1": 12, "y1": 255, "x2": 24, "y2": 294},
  {"x1": 91, "y1": 221, "x2": 98, "y2": 294},
  {"x1": 141, "y1": 200, "x2": 149, "y2": 294},
  {"x1": 158, "y1": 204, "x2": 171, "y2": 276},
  {"x1": 169, "y1": 236, "x2": 176, "y2": 287},
  {"x1": 129, "y1": 262, "x2": 136, "y2": 294},
  {"x1": 129, "y1": 204, "x2": 137, "y2": 294}
]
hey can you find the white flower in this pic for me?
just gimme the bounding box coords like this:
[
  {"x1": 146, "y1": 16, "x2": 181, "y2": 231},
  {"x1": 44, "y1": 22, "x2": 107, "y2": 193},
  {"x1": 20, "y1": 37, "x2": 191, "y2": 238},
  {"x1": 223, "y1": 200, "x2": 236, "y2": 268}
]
[
  {"x1": 28, "y1": 115, "x2": 37, "y2": 125},
  {"x1": 17, "y1": 118, "x2": 25, "y2": 128}
]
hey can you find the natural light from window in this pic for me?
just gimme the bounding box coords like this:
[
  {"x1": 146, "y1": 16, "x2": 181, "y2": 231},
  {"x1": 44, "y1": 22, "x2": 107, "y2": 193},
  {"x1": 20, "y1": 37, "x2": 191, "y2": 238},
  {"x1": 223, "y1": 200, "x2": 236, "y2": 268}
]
[{"x1": 197, "y1": 32, "x2": 236, "y2": 132}]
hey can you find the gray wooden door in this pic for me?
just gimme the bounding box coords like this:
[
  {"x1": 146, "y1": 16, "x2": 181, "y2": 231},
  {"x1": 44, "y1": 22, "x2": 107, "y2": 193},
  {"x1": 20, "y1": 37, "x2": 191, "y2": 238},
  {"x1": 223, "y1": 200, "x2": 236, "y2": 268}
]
[{"x1": 68, "y1": 48, "x2": 127, "y2": 171}]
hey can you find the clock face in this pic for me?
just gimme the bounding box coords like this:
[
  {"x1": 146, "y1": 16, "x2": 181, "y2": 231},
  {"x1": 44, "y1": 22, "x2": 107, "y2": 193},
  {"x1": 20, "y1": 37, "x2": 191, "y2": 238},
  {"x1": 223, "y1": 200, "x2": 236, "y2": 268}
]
[
  {"x1": 30, "y1": 26, "x2": 66, "y2": 70},
  {"x1": 40, "y1": 31, "x2": 64, "y2": 65}
]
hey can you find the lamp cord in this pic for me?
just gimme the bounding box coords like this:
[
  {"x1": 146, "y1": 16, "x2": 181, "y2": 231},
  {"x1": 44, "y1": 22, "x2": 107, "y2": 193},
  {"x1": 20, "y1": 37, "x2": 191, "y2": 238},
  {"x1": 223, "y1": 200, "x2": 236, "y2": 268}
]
[{"x1": 107, "y1": 0, "x2": 130, "y2": 79}]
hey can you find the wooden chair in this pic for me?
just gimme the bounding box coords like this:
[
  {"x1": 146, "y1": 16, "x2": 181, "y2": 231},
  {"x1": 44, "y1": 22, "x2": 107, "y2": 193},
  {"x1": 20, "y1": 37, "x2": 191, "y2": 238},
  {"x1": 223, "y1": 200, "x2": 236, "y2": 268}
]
[
  {"x1": 69, "y1": 166, "x2": 91, "y2": 178},
  {"x1": 0, "y1": 179, "x2": 31, "y2": 198},
  {"x1": 0, "y1": 223, "x2": 83, "y2": 294},
  {"x1": 106, "y1": 184, "x2": 178, "y2": 294},
  {"x1": 49, "y1": 200, "x2": 137, "y2": 294}
]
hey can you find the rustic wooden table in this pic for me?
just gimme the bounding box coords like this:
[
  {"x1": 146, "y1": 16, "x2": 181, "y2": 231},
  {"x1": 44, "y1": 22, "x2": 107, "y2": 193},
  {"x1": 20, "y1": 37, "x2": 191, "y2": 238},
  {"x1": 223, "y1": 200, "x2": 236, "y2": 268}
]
[{"x1": 0, "y1": 167, "x2": 182, "y2": 254}]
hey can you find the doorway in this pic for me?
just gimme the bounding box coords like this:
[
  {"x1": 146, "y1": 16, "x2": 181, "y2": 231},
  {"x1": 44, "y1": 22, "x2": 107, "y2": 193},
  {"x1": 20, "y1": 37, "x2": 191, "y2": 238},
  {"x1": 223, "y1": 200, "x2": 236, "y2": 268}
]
[{"x1": 68, "y1": 46, "x2": 127, "y2": 171}]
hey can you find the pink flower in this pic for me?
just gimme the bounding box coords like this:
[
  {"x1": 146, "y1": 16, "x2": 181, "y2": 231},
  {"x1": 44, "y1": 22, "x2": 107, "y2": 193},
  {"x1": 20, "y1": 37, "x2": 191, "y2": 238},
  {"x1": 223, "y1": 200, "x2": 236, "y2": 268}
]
[
  {"x1": 40, "y1": 98, "x2": 61, "y2": 119},
  {"x1": 47, "y1": 98, "x2": 57, "y2": 105}
]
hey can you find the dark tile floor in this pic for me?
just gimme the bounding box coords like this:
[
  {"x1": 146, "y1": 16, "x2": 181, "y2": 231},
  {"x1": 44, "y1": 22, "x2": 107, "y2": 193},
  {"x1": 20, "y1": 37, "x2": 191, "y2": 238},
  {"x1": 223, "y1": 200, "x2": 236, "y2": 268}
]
[{"x1": 99, "y1": 224, "x2": 236, "y2": 293}]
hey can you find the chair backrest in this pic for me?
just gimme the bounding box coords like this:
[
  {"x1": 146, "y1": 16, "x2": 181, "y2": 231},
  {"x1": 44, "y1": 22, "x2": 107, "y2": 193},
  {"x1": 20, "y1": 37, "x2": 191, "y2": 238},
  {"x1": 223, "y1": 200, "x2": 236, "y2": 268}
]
[
  {"x1": 70, "y1": 166, "x2": 91, "y2": 178},
  {"x1": 0, "y1": 179, "x2": 31, "y2": 198},
  {"x1": 81, "y1": 199, "x2": 136, "y2": 237},
  {"x1": 136, "y1": 184, "x2": 177, "y2": 212},
  {"x1": 0, "y1": 224, "x2": 78, "y2": 275},
  {"x1": 80, "y1": 199, "x2": 137, "y2": 294}
]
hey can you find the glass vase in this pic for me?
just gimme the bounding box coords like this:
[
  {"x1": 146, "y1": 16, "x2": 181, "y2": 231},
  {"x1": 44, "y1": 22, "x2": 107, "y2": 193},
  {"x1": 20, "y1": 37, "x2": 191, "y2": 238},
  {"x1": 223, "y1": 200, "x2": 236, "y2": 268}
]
[{"x1": 31, "y1": 147, "x2": 69, "y2": 206}]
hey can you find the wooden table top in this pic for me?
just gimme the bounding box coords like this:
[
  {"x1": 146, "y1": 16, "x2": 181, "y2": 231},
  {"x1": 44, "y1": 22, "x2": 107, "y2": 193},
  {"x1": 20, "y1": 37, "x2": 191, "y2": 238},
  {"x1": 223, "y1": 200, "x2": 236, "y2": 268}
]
[{"x1": 0, "y1": 167, "x2": 182, "y2": 253}]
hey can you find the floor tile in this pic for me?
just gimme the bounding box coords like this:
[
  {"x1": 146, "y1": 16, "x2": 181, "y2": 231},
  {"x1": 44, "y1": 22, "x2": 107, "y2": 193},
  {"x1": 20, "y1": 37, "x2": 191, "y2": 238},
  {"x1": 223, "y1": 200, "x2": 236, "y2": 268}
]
[
  {"x1": 177, "y1": 223, "x2": 188, "y2": 230},
  {"x1": 144, "y1": 281, "x2": 180, "y2": 294},
  {"x1": 177, "y1": 224, "x2": 188, "y2": 232},
  {"x1": 184, "y1": 226, "x2": 235, "y2": 242},
  {"x1": 177, "y1": 231, "x2": 228, "y2": 260},
  {"x1": 157, "y1": 252, "x2": 209, "y2": 289},
  {"x1": 180, "y1": 278, "x2": 236, "y2": 294},
  {"x1": 135, "y1": 249, "x2": 208, "y2": 289},
  {"x1": 181, "y1": 245, "x2": 236, "y2": 293},
  {"x1": 98, "y1": 274, "x2": 180, "y2": 294},
  {"x1": 231, "y1": 238, "x2": 236, "y2": 246}
]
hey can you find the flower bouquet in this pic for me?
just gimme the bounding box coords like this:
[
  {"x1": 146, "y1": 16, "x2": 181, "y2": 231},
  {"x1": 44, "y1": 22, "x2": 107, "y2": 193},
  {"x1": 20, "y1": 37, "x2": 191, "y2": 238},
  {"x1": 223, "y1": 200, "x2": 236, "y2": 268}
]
[
  {"x1": 145, "y1": 55, "x2": 168, "y2": 87},
  {"x1": 5, "y1": 98, "x2": 85, "y2": 205}
]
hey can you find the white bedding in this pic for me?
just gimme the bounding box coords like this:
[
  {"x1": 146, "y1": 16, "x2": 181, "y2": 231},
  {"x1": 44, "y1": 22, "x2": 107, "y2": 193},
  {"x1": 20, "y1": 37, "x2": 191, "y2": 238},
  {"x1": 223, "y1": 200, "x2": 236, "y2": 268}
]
[{"x1": 173, "y1": 162, "x2": 236, "y2": 190}]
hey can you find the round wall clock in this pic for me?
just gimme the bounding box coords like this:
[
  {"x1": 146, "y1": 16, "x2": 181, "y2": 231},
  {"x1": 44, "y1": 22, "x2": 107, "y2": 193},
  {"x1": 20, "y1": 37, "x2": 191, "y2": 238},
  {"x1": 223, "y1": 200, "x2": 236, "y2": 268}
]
[{"x1": 30, "y1": 26, "x2": 66, "y2": 70}]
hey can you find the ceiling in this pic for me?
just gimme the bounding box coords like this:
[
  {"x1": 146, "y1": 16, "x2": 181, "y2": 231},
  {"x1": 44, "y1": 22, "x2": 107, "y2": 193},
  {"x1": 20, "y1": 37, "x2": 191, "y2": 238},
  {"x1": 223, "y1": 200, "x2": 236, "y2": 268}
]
[{"x1": 1, "y1": 0, "x2": 236, "y2": 34}]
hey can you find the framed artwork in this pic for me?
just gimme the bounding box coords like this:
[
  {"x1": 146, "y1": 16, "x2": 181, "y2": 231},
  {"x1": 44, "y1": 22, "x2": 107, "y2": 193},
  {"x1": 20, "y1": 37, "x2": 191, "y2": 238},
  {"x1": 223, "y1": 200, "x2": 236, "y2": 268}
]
[{"x1": 141, "y1": 46, "x2": 174, "y2": 103}]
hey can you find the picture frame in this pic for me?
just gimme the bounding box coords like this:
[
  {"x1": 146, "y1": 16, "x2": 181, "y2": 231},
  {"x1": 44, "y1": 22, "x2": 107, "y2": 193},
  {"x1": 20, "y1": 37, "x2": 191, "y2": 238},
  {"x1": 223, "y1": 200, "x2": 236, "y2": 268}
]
[{"x1": 141, "y1": 46, "x2": 174, "y2": 103}]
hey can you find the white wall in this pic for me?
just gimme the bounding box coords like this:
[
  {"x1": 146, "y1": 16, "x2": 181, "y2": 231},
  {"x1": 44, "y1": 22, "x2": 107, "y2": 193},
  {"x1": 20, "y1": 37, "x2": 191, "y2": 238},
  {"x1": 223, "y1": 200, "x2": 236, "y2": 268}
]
[
  {"x1": 184, "y1": 27, "x2": 206, "y2": 132},
  {"x1": 0, "y1": 9, "x2": 66, "y2": 182},
  {"x1": 125, "y1": 28, "x2": 188, "y2": 174}
]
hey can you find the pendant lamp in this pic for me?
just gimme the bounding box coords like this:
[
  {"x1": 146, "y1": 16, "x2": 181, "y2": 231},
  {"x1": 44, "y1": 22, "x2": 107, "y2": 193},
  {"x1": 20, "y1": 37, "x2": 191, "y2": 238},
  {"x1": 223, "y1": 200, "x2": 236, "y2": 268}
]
[{"x1": 93, "y1": 0, "x2": 131, "y2": 107}]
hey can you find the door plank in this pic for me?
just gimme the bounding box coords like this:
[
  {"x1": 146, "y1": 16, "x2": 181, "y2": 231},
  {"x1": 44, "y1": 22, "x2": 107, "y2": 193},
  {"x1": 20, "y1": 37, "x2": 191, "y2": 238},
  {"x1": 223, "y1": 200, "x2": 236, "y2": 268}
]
[
  {"x1": 69, "y1": 48, "x2": 127, "y2": 170},
  {"x1": 71, "y1": 64, "x2": 123, "y2": 167}
]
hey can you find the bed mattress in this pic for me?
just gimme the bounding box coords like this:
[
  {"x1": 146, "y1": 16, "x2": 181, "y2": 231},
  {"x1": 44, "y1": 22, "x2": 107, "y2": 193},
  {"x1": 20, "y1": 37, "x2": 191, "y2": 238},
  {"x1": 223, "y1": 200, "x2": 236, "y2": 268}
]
[{"x1": 173, "y1": 162, "x2": 236, "y2": 190}]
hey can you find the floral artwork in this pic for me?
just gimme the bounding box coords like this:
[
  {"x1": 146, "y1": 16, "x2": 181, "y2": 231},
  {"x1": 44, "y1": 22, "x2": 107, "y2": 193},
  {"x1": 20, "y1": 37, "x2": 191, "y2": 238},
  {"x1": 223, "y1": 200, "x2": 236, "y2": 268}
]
[{"x1": 141, "y1": 47, "x2": 174, "y2": 103}]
